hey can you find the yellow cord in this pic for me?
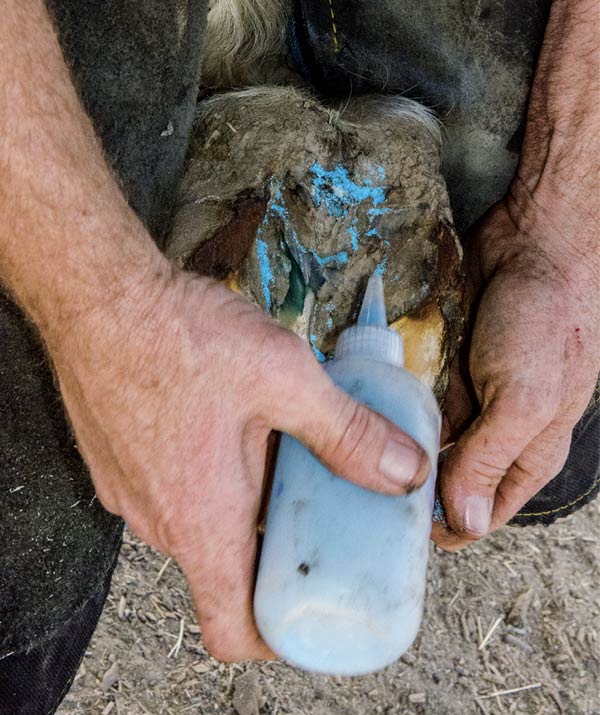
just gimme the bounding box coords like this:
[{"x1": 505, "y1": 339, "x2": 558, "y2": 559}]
[
  {"x1": 327, "y1": 0, "x2": 341, "y2": 54},
  {"x1": 517, "y1": 475, "x2": 600, "y2": 518}
]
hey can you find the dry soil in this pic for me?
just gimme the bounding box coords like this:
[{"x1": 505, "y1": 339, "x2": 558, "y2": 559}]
[{"x1": 58, "y1": 501, "x2": 600, "y2": 715}]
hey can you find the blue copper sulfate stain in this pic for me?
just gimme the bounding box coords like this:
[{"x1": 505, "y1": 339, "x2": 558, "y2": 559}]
[
  {"x1": 309, "y1": 334, "x2": 327, "y2": 362},
  {"x1": 309, "y1": 162, "x2": 387, "y2": 218},
  {"x1": 256, "y1": 233, "x2": 273, "y2": 312},
  {"x1": 255, "y1": 165, "x2": 391, "y2": 309}
]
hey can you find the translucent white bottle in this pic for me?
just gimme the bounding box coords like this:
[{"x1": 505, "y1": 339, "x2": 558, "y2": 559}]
[{"x1": 254, "y1": 274, "x2": 441, "y2": 675}]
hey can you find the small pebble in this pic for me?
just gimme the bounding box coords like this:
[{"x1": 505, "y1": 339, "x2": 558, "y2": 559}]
[
  {"x1": 409, "y1": 692, "x2": 427, "y2": 704},
  {"x1": 100, "y1": 662, "x2": 119, "y2": 693},
  {"x1": 192, "y1": 662, "x2": 211, "y2": 674},
  {"x1": 233, "y1": 670, "x2": 261, "y2": 715}
]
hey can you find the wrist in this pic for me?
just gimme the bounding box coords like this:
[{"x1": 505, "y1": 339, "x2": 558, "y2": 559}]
[
  {"x1": 505, "y1": 176, "x2": 600, "y2": 287},
  {"x1": 40, "y1": 230, "x2": 175, "y2": 364},
  {"x1": 501, "y1": 0, "x2": 600, "y2": 285}
]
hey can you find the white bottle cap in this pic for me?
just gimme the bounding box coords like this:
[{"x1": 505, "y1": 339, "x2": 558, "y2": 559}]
[{"x1": 334, "y1": 274, "x2": 404, "y2": 367}]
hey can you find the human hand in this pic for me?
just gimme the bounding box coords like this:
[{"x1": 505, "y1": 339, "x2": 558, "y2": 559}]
[
  {"x1": 48, "y1": 265, "x2": 430, "y2": 661},
  {"x1": 432, "y1": 198, "x2": 600, "y2": 550}
]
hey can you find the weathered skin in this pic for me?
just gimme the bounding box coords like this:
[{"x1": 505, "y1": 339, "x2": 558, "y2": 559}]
[{"x1": 167, "y1": 87, "x2": 465, "y2": 399}]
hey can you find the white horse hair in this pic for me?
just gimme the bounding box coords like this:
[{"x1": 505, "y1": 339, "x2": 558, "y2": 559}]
[
  {"x1": 197, "y1": 85, "x2": 442, "y2": 148},
  {"x1": 202, "y1": 0, "x2": 290, "y2": 87}
]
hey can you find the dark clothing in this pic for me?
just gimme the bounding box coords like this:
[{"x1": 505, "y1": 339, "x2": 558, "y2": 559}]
[
  {"x1": 45, "y1": 0, "x2": 209, "y2": 242},
  {"x1": 291, "y1": 0, "x2": 553, "y2": 233},
  {"x1": 1, "y1": 1, "x2": 598, "y2": 712},
  {"x1": 0, "y1": 559, "x2": 117, "y2": 715}
]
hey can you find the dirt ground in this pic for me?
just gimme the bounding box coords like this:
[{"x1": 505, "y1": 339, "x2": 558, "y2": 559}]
[{"x1": 58, "y1": 500, "x2": 599, "y2": 715}]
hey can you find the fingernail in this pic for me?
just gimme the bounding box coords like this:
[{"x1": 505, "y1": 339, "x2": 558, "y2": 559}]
[
  {"x1": 379, "y1": 437, "x2": 427, "y2": 488},
  {"x1": 464, "y1": 495, "x2": 493, "y2": 536}
]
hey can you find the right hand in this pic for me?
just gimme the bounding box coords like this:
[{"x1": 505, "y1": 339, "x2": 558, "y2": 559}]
[{"x1": 49, "y1": 265, "x2": 430, "y2": 661}]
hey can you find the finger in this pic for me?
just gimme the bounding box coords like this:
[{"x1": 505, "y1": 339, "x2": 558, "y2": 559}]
[
  {"x1": 267, "y1": 335, "x2": 431, "y2": 496},
  {"x1": 437, "y1": 386, "x2": 555, "y2": 541},
  {"x1": 433, "y1": 421, "x2": 572, "y2": 550},
  {"x1": 491, "y1": 421, "x2": 573, "y2": 528},
  {"x1": 179, "y1": 543, "x2": 275, "y2": 662},
  {"x1": 174, "y1": 449, "x2": 275, "y2": 663}
]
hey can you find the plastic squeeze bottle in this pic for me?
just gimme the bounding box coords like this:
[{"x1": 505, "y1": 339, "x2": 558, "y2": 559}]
[{"x1": 254, "y1": 274, "x2": 441, "y2": 675}]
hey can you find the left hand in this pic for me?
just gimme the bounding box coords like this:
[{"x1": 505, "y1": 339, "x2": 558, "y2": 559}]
[{"x1": 432, "y1": 197, "x2": 600, "y2": 550}]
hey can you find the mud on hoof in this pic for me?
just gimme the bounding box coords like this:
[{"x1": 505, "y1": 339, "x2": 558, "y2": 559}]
[{"x1": 166, "y1": 87, "x2": 466, "y2": 400}]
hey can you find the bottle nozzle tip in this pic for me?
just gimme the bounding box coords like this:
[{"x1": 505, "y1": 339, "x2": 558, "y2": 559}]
[
  {"x1": 334, "y1": 272, "x2": 404, "y2": 366},
  {"x1": 358, "y1": 273, "x2": 387, "y2": 327}
]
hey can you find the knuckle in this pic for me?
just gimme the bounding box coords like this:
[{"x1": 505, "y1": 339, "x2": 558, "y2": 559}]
[
  {"x1": 261, "y1": 327, "x2": 305, "y2": 370},
  {"x1": 448, "y1": 447, "x2": 506, "y2": 489},
  {"x1": 329, "y1": 400, "x2": 381, "y2": 470},
  {"x1": 256, "y1": 328, "x2": 309, "y2": 390},
  {"x1": 470, "y1": 457, "x2": 508, "y2": 486}
]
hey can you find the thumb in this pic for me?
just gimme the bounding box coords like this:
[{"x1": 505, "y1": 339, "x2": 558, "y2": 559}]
[
  {"x1": 439, "y1": 388, "x2": 552, "y2": 539},
  {"x1": 271, "y1": 340, "x2": 431, "y2": 496}
]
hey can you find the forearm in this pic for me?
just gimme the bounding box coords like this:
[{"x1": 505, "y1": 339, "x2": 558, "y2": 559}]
[
  {"x1": 508, "y1": 0, "x2": 600, "y2": 269},
  {"x1": 0, "y1": 1, "x2": 168, "y2": 350}
]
